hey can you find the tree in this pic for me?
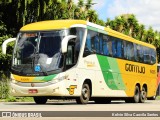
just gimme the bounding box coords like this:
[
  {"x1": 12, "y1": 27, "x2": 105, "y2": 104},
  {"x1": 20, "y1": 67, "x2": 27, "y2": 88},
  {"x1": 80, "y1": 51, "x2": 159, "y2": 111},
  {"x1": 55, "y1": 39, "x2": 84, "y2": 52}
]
[
  {"x1": 86, "y1": 9, "x2": 98, "y2": 22},
  {"x1": 139, "y1": 24, "x2": 145, "y2": 41},
  {"x1": 67, "y1": 0, "x2": 74, "y2": 19},
  {"x1": 85, "y1": 0, "x2": 93, "y2": 11},
  {"x1": 127, "y1": 14, "x2": 138, "y2": 37},
  {"x1": 146, "y1": 26, "x2": 155, "y2": 44},
  {"x1": 114, "y1": 16, "x2": 125, "y2": 32},
  {"x1": 0, "y1": 21, "x2": 13, "y2": 78}
]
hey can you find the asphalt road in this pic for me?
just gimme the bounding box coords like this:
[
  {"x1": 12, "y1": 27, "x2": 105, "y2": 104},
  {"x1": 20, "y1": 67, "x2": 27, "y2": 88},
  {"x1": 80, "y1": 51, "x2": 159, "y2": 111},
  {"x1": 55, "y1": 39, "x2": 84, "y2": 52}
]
[{"x1": 0, "y1": 100, "x2": 160, "y2": 120}]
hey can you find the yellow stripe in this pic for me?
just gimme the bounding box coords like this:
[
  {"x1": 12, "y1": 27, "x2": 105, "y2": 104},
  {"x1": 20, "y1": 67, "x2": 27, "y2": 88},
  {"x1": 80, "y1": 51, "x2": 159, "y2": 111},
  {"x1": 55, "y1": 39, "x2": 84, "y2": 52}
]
[
  {"x1": 20, "y1": 20, "x2": 87, "y2": 31},
  {"x1": 13, "y1": 74, "x2": 35, "y2": 82}
]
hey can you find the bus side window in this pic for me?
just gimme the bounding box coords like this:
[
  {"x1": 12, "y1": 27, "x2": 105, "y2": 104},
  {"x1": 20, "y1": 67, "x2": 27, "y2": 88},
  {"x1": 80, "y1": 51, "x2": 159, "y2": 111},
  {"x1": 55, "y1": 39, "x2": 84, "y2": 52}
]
[
  {"x1": 103, "y1": 35, "x2": 109, "y2": 56},
  {"x1": 83, "y1": 30, "x2": 93, "y2": 57},
  {"x1": 134, "y1": 44, "x2": 139, "y2": 62},
  {"x1": 107, "y1": 39, "x2": 112, "y2": 57},
  {"x1": 144, "y1": 47, "x2": 151, "y2": 64},
  {"x1": 151, "y1": 49, "x2": 156, "y2": 64},
  {"x1": 66, "y1": 43, "x2": 74, "y2": 66},
  {"x1": 123, "y1": 41, "x2": 127, "y2": 59},
  {"x1": 86, "y1": 34, "x2": 91, "y2": 51},
  {"x1": 94, "y1": 35, "x2": 100, "y2": 53},
  {"x1": 112, "y1": 38, "x2": 117, "y2": 57},
  {"x1": 126, "y1": 42, "x2": 134, "y2": 61},
  {"x1": 116, "y1": 39, "x2": 122, "y2": 58},
  {"x1": 99, "y1": 34, "x2": 103, "y2": 54}
]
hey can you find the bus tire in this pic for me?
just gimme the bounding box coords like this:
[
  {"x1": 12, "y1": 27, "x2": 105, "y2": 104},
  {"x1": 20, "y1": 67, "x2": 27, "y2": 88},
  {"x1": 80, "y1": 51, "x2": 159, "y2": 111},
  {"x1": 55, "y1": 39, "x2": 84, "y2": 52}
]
[
  {"x1": 132, "y1": 86, "x2": 140, "y2": 103},
  {"x1": 94, "y1": 98, "x2": 111, "y2": 104},
  {"x1": 76, "y1": 83, "x2": 90, "y2": 104},
  {"x1": 139, "y1": 86, "x2": 147, "y2": 103},
  {"x1": 33, "y1": 97, "x2": 47, "y2": 104}
]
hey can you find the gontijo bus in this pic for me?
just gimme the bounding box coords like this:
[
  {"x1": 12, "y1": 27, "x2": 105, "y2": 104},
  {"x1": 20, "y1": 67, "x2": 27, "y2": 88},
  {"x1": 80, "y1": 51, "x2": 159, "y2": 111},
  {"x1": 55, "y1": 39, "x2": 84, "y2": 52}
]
[{"x1": 2, "y1": 20, "x2": 157, "y2": 104}]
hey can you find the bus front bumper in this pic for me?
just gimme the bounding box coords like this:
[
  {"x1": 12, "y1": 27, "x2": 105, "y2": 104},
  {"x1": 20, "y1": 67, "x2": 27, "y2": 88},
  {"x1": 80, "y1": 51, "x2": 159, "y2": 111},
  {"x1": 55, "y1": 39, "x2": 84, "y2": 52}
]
[{"x1": 10, "y1": 81, "x2": 66, "y2": 97}]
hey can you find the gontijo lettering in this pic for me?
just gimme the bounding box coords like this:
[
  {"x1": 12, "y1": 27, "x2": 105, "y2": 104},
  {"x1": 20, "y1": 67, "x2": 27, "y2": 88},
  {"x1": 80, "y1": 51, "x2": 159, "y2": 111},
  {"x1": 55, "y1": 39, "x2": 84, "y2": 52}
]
[{"x1": 125, "y1": 63, "x2": 145, "y2": 74}]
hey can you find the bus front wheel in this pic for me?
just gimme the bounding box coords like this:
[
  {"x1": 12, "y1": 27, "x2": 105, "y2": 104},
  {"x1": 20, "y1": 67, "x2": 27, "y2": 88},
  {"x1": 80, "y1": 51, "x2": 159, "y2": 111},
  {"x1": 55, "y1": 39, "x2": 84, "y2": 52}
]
[
  {"x1": 33, "y1": 97, "x2": 47, "y2": 104},
  {"x1": 76, "y1": 83, "x2": 91, "y2": 104}
]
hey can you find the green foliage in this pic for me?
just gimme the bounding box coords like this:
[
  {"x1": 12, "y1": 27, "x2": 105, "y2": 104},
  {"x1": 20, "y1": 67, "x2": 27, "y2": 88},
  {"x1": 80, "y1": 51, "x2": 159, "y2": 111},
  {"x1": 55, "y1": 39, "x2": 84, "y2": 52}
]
[
  {"x1": 0, "y1": 78, "x2": 9, "y2": 99},
  {"x1": 5, "y1": 96, "x2": 17, "y2": 102},
  {"x1": 156, "y1": 96, "x2": 160, "y2": 100},
  {"x1": 0, "y1": 20, "x2": 13, "y2": 78},
  {"x1": 5, "y1": 97, "x2": 34, "y2": 102}
]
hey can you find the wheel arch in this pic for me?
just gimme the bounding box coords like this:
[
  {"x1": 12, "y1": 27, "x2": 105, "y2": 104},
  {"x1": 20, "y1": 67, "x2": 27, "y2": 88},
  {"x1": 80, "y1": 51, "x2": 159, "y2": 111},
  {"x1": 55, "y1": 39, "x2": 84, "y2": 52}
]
[
  {"x1": 142, "y1": 84, "x2": 148, "y2": 94},
  {"x1": 135, "y1": 83, "x2": 141, "y2": 90},
  {"x1": 83, "y1": 79, "x2": 92, "y2": 97}
]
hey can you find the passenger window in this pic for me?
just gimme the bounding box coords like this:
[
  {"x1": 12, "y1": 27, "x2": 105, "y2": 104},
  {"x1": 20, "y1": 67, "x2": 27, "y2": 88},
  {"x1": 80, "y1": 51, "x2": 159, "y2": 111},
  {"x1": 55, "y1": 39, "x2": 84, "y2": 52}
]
[
  {"x1": 99, "y1": 34, "x2": 104, "y2": 54},
  {"x1": 134, "y1": 44, "x2": 139, "y2": 62},
  {"x1": 107, "y1": 39, "x2": 113, "y2": 56},
  {"x1": 66, "y1": 44, "x2": 74, "y2": 65},
  {"x1": 123, "y1": 41, "x2": 127, "y2": 59},
  {"x1": 126, "y1": 42, "x2": 134, "y2": 61},
  {"x1": 86, "y1": 34, "x2": 92, "y2": 51},
  {"x1": 112, "y1": 38, "x2": 117, "y2": 57},
  {"x1": 84, "y1": 30, "x2": 99, "y2": 56},
  {"x1": 116, "y1": 40, "x2": 122, "y2": 58},
  {"x1": 94, "y1": 35, "x2": 100, "y2": 53},
  {"x1": 151, "y1": 49, "x2": 156, "y2": 64},
  {"x1": 144, "y1": 47, "x2": 151, "y2": 64},
  {"x1": 102, "y1": 35, "x2": 109, "y2": 56}
]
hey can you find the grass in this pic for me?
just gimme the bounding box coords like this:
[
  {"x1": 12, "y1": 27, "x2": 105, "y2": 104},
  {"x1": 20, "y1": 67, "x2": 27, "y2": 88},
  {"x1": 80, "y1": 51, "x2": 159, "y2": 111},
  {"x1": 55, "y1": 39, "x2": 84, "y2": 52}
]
[
  {"x1": 156, "y1": 96, "x2": 160, "y2": 100},
  {"x1": 3, "y1": 96, "x2": 34, "y2": 102}
]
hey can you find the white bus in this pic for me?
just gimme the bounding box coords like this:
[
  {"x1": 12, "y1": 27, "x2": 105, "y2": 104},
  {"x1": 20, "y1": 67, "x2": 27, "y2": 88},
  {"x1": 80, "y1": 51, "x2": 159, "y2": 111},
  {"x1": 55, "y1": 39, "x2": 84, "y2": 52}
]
[{"x1": 2, "y1": 20, "x2": 157, "y2": 104}]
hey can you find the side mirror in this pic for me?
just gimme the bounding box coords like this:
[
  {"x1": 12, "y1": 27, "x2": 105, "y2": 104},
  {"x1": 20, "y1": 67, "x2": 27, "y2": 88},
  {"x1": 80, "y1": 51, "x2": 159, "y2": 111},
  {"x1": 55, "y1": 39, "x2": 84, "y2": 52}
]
[
  {"x1": 61, "y1": 35, "x2": 77, "y2": 53},
  {"x1": 2, "y1": 38, "x2": 16, "y2": 54}
]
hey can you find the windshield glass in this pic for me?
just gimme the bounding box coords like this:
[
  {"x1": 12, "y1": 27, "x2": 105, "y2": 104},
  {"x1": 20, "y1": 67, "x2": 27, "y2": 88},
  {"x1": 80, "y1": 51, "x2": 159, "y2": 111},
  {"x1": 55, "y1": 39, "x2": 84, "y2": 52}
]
[{"x1": 12, "y1": 30, "x2": 66, "y2": 76}]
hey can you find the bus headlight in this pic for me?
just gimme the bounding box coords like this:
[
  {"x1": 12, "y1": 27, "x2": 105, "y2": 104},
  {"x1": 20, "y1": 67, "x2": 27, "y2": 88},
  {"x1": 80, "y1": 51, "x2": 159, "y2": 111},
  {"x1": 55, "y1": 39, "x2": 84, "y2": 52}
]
[
  {"x1": 11, "y1": 79, "x2": 18, "y2": 84},
  {"x1": 49, "y1": 75, "x2": 67, "y2": 84}
]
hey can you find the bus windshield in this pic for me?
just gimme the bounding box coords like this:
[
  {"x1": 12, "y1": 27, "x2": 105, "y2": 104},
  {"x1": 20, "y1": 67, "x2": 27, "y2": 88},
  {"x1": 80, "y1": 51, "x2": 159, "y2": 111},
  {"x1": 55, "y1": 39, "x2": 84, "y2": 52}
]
[{"x1": 12, "y1": 30, "x2": 66, "y2": 76}]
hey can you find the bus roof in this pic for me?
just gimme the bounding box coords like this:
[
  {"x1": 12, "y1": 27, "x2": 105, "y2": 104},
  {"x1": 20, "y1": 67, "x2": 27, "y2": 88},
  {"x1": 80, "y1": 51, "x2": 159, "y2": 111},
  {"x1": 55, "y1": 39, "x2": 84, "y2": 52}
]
[
  {"x1": 20, "y1": 20, "x2": 87, "y2": 31},
  {"x1": 20, "y1": 20, "x2": 155, "y2": 49}
]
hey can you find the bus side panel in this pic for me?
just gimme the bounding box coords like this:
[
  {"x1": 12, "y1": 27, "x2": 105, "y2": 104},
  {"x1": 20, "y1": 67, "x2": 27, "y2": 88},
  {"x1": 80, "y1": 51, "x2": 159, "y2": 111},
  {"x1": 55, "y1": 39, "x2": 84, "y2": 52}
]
[
  {"x1": 77, "y1": 54, "x2": 127, "y2": 97},
  {"x1": 117, "y1": 59, "x2": 157, "y2": 97}
]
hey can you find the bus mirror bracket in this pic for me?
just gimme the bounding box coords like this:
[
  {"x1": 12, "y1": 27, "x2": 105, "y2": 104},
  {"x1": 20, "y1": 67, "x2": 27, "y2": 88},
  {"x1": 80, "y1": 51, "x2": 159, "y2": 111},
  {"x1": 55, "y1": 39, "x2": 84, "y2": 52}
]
[
  {"x1": 2, "y1": 38, "x2": 16, "y2": 54},
  {"x1": 61, "y1": 35, "x2": 77, "y2": 53}
]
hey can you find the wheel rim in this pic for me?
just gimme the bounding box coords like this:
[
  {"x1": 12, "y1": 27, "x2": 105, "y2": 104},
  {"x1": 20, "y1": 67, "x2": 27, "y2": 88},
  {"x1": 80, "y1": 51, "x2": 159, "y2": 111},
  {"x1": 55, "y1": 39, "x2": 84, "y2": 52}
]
[
  {"x1": 82, "y1": 87, "x2": 89, "y2": 100},
  {"x1": 141, "y1": 89, "x2": 147, "y2": 100},
  {"x1": 134, "y1": 86, "x2": 140, "y2": 103}
]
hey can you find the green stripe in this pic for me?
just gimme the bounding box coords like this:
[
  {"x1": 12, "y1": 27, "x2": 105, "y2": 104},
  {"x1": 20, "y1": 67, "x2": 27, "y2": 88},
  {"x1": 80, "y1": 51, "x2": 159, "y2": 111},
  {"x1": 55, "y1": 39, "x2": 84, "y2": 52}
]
[
  {"x1": 98, "y1": 29, "x2": 108, "y2": 35},
  {"x1": 87, "y1": 26, "x2": 98, "y2": 31},
  {"x1": 33, "y1": 74, "x2": 57, "y2": 82},
  {"x1": 97, "y1": 55, "x2": 125, "y2": 90},
  {"x1": 87, "y1": 26, "x2": 108, "y2": 35}
]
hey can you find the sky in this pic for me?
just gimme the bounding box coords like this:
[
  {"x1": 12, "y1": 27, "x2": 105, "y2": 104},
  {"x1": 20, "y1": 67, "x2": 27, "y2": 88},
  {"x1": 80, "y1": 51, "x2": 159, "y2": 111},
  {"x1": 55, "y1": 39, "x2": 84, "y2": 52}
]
[{"x1": 74, "y1": 0, "x2": 160, "y2": 31}]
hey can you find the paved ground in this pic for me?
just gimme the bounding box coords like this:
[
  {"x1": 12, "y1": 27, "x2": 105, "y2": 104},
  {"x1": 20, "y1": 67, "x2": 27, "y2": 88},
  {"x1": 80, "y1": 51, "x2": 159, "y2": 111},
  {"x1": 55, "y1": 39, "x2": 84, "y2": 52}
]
[{"x1": 0, "y1": 100, "x2": 160, "y2": 120}]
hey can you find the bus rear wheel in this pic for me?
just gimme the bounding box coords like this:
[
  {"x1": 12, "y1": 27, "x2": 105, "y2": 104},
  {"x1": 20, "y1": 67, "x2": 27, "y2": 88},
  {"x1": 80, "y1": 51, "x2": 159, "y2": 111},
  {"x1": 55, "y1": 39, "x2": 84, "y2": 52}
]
[
  {"x1": 139, "y1": 86, "x2": 147, "y2": 103},
  {"x1": 76, "y1": 83, "x2": 91, "y2": 104},
  {"x1": 132, "y1": 86, "x2": 140, "y2": 103},
  {"x1": 33, "y1": 97, "x2": 47, "y2": 104}
]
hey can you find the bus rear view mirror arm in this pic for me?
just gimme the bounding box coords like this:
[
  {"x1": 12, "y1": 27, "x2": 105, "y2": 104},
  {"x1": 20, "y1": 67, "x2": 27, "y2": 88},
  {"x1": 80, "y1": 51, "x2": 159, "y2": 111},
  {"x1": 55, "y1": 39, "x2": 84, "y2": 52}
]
[
  {"x1": 2, "y1": 38, "x2": 16, "y2": 54},
  {"x1": 61, "y1": 35, "x2": 77, "y2": 53}
]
